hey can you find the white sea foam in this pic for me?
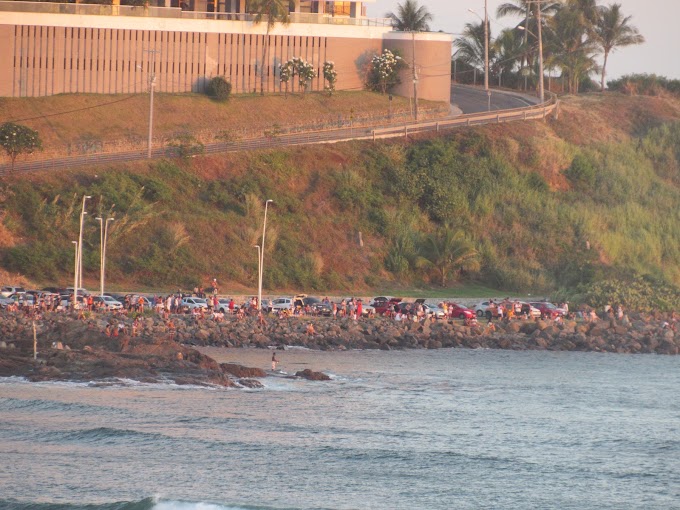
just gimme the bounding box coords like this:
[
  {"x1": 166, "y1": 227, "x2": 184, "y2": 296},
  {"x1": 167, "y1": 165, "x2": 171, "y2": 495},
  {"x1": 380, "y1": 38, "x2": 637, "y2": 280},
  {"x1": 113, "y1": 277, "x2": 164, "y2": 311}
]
[{"x1": 153, "y1": 501, "x2": 262, "y2": 510}]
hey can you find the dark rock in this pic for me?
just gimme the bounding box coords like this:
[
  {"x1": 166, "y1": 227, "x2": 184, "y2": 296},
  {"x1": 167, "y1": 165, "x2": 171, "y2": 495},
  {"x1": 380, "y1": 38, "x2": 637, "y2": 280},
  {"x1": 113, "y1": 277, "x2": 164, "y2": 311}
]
[
  {"x1": 220, "y1": 363, "x2": 266, "y2": 378},
  {"x1": 295, "y1": 368, "x2": 331, "y2": 381}
]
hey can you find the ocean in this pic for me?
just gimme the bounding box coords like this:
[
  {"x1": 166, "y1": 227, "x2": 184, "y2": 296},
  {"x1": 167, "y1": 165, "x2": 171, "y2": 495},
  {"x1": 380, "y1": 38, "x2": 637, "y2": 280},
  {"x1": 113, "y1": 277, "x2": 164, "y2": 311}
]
[{"x1": 1, "y1": 348, "x2": 679, "y2": 510}]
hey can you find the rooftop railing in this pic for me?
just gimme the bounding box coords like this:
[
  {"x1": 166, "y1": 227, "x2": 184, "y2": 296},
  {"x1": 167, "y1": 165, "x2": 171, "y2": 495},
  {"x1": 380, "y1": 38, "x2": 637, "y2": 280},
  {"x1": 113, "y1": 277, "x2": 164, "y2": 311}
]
[{"x1": 0, "y1": 1, "x2": 392, "y2": 26}]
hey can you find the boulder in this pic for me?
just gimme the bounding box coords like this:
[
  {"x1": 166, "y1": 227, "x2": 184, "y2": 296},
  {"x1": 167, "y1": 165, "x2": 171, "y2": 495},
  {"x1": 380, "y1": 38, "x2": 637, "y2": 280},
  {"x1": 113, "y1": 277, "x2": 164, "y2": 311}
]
[
  {"x1": 220, "y1": 363, "x2": 267, "y2": 378},
  {"x1": 295, "y1": 369, "x2": 331, "y2": 381}
]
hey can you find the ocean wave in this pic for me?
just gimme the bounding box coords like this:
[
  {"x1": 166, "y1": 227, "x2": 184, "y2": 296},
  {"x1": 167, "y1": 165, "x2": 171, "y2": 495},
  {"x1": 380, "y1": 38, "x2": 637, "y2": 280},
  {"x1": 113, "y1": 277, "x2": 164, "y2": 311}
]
[
  {"x1": 58, "y1": 427, "x2": 168, "y2": 445},
  {"x1": 0, "y1": 498, "x2": 299, "y2": 510}
]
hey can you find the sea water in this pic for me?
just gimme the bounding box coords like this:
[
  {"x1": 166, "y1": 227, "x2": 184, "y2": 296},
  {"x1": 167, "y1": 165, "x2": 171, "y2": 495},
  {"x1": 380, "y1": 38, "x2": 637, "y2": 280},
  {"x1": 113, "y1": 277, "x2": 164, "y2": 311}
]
[{"x1": 1, "y1": 348, "x2": 679, "y2": 510}]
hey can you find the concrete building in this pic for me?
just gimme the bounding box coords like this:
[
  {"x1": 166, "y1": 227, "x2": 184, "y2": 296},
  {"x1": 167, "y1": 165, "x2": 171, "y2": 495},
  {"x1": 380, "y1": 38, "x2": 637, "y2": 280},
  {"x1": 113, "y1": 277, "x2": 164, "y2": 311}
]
[{"x1": 0, "y1": 0, "x2": 452, "y2": 102}]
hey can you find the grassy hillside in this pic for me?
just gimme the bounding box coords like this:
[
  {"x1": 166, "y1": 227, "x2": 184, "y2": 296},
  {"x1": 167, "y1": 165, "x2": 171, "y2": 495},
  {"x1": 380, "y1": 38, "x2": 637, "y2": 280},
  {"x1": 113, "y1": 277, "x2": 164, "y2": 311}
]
[
  {"x1": 0, "y1": 91, "x2": 444, "y2": 157},
  {"x1": 1, "y1": 92, "x2": 680, "y2": 307}
]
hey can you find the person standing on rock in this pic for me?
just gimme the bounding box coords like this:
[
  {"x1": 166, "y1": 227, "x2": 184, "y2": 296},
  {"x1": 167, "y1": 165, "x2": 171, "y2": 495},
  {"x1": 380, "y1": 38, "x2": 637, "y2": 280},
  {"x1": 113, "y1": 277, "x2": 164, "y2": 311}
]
[{"x1": 272, "y1": 352, "x2": 279, "y2": 371}]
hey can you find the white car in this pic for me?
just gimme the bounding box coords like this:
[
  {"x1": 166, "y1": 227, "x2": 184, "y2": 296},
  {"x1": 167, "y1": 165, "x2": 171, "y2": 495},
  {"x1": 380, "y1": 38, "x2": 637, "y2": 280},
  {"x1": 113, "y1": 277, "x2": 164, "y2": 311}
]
[
  {"x1": 423, "y1": 303, "x2": 447, "y2": 319},
  {"x1": 270, "y1": 297, "x2": 293, "y2": 312},
  {"x1": 217, "y1": 298, "x2": 239, "y2": 313},
  {"x1": 181, "y1": 297, "x2": 208, "y2": 312},
  {"x1": 1, "y1": 286, "x2": 25, "y2": 298},
  {"x1": 93, "y1": 295, "x2": 123, "y2": 310}
]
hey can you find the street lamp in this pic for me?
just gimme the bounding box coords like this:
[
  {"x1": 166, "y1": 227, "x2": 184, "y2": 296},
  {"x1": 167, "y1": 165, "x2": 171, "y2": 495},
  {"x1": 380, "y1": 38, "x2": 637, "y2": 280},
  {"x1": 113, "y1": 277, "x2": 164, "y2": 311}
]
[
  {"x1": 95, "y1": 217, "x2": 114, "y2": 297},
  {"x1": 258, "y1": 199, "x2": 273, "y2": 311},
  {"x1": 253, "y1": 245, "x2": 261, "y2": 302},
  {"x1": 468, "y1": 1, "x2": 490, "y2": 111},
  {"x1": 518, "y1": 1, "x2": 545, "y2": 103},
  {"x1": 76, "y1": 195, "x2": 91, "y2": 306},
  {"x1": 72, "y1": 241, "x2": 78, "y2": 310}
]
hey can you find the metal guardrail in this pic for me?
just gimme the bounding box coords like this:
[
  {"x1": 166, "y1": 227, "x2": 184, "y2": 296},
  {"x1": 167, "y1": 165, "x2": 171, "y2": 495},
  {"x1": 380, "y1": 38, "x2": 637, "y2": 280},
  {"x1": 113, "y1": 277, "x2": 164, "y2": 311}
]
[
  {"x1": 0, "y1": 1, "x2": 392, "y2": 26},
  {"x1": 369, "y1": 95, "x2": 559, "y2": 140},
  {"x1": 0, "y1": 93, "x2": 559, "y2": 176}
]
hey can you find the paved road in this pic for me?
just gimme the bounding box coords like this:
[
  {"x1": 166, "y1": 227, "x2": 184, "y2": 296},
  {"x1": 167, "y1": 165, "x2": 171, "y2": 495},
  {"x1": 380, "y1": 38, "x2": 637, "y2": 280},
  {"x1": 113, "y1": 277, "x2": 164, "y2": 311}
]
[
  {"x1": 0, "y1": 87, "x2": 547, "y2": 175},
  {"x1": 451, "y1": 85, "x2": 539, "y2": 114}
]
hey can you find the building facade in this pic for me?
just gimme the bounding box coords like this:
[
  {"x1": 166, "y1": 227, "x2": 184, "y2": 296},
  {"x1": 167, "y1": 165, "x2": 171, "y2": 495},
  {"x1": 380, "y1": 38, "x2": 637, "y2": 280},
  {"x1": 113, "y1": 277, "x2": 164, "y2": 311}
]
[{"x1": 0, "y1": 1, "x2": 452, "y2": 102}]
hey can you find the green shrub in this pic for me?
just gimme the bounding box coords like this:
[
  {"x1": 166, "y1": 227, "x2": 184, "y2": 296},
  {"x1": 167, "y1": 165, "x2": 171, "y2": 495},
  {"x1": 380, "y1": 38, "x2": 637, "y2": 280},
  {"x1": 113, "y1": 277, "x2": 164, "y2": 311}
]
[
  {"x1": 564, "y1": 153, "x2": 597, "y2": 190},
  {"x1": 206, "y1": 76, "x2": 232, "y2": 101}
]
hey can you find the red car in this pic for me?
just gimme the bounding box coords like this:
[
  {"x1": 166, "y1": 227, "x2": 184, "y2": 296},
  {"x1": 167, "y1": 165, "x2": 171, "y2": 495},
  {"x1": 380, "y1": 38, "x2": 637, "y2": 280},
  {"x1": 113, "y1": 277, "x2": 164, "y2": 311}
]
[
  {"x1": 370, "y1": 297, "x2": 402, "y2": 316},
  {"x1": 446, "y1": 303, "x2": 476, "y2": 320},
  {"x1": 528, "y1": 302, "x2": 565, "y2": 320}
]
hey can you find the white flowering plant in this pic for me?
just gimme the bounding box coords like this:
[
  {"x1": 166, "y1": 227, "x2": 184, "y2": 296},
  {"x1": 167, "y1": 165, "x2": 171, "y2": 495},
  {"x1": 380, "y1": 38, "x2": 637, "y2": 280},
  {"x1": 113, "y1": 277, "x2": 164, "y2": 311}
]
[
  {"x1": 323, "y1": 61, "x2": 338, "y2": 95},
  {"x1": 366, "y1": 49, "x2": 405, "y2": 94},
  {"x1": 279, "y1": 57, "x2": 317, "y2": 96}
]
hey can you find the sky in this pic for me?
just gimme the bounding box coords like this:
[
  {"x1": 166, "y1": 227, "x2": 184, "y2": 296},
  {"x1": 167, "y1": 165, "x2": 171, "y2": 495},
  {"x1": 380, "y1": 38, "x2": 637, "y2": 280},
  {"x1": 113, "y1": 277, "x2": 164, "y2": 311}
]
[{"x1": 367, "y1": 0, "x2": 680, "y2": 81}]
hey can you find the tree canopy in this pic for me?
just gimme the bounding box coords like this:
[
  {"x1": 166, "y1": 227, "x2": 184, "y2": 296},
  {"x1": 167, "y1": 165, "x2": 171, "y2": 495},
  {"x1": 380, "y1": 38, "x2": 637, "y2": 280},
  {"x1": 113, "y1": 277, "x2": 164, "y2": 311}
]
[
  {"x1": 0, "y1": 122, "x2": 42, "y2": 173},
  {"x1": 386, "y1": 0, "x2": 433, "y2": 32}
]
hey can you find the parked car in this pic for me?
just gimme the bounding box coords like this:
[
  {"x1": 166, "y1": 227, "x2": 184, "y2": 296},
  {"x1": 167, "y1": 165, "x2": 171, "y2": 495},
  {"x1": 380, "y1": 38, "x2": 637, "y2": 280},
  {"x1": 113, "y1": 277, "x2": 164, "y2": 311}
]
[
  {"x1": 0, "y1": 296, "x2": 15, "y2": 307},
  {"x1": 370, "y1": 297, "x2": 402, "y2": 315},
  {"x1": 338, "y1": 298, "x2": 374, "y2": 316},
  {"x1": 423, "y1": 303, "x2": 447, "y2": 319},
  {"x1": 9, "y1": 293, "x2": 34, "y2": 306},
  {"x1": 180, "y1": 297, "x2": 208, "y2": 312},
  {"x1": 473, "y1": 301, "x2": 494, "y2": 318},
  {"x1": 216, "y1": 298, "x2": 241, "y2": 313},
  {"x1": 270, "y1": 297, "x2": 294, "y2": 312},
  {"x1": 528, "y1": 301, "x2": 565, "y2": 320},
  {"x1": 396, "y1": 299, "x2": 428, "y2": 316},
  {"x1": 1, "y1": 286, "x2": 25, "y2": 297},
  {"x1": 93, "y1": 295, "x2": 124, "y2": 310},
  {"x1": 446, "y1": 303, "x2": 476, "y2": 320},
  {"x1": 302, "y1": 297, "x2": 333, "y2": 316}
]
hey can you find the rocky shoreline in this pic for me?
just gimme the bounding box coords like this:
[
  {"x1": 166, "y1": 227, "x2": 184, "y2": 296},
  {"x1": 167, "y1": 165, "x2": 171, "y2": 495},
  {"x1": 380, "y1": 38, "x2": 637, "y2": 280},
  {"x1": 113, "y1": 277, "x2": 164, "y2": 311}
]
[{"x1": 0, "y1": 311, "x2": 677, "y2": 386}]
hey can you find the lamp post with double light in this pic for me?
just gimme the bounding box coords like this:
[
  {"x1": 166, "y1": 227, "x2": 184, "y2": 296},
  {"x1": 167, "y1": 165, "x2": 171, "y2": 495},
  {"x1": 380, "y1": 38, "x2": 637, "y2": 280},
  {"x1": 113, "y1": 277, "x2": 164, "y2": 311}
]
[
  {"x1": 72, "y1": 241, "x2": 79, "y2": 310},
  {"x1": 258, "y1": 199, "x2": 273, "y2": 311},
  {"x1": 95, "y1": 217, "x2": 114, "y2": 297},
  {"x1": 517, "y1": 1, "x2": 545, "y2": 103},
  {"x1": 76, "y1": 195, "x2": 91, "y2": 306}
]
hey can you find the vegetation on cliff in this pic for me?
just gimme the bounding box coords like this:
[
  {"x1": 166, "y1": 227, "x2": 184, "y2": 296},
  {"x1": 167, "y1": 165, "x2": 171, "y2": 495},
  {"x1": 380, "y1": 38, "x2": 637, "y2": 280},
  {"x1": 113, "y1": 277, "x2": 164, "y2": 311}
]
[{"x1": 1, "y1": 92, "x2": 680, "y2": 308}]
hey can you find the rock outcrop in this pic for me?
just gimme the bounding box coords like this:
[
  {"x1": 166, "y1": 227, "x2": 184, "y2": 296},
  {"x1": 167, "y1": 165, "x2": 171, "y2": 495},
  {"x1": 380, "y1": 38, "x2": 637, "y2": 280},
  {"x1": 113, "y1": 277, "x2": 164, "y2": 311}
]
[{"x1": 1, "y1": 309, "x2": 678, "y2": 385}]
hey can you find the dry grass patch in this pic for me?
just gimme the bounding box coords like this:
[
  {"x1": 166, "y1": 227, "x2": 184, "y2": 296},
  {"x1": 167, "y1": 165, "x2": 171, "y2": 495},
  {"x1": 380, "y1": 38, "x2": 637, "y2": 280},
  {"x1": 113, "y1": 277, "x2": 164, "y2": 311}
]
[{"x1": 0, "y1": 91, "x2": 446, "y2": 154}]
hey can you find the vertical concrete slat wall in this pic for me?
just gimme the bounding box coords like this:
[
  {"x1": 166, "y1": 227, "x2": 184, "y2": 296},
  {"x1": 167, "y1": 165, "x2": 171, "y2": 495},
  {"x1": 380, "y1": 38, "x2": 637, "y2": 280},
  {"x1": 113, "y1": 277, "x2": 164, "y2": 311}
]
[{"x1": 0, "y1": 22, "x2": 450, "y2": 102}]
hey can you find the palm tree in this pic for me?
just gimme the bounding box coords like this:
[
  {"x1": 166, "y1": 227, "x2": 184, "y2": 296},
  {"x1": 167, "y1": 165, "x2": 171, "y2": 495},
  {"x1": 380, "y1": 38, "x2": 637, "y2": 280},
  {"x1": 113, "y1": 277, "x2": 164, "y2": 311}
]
[
  {"x1": 492, "y1": 28, "x2": 526, "y2": 87},
  {"x1": 496, "y1": 0, "x2": 559, "y2": 91},
  {"x1": 546, "y1": 2, "x2": 599, "y2": 94},
  {"x1": 418, "y1": 228, "x2": 478, "y2": 287},
  {"x1": 249, "y1": 0, "x2": 290, "y2": 95},
  {"x1": 454, "y1": 21, "x2": 493, "y2": 83},
  {"x1": 594, "y1": 3, "x2": 644, "y2": 92},
  {"x1": 386, "y1": 0, "x2": 433, "y2": 32}
]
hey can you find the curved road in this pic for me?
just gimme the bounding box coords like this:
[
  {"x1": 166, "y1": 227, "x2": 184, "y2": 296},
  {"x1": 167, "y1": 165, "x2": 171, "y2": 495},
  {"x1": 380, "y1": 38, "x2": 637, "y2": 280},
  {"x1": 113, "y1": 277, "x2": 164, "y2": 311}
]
[
  {"x1": 1, "y1": 86, "x2": 546, "y2": 175},
  {"x1": 451, "y1": 85, "x2": 539, "y2": 114}
]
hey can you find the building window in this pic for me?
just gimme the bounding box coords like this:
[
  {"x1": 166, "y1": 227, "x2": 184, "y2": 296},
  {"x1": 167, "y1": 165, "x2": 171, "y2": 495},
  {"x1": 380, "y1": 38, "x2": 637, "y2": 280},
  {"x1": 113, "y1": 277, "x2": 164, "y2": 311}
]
[{"x1": 327, "y1": 1, "x2": 351, "y2": 16}]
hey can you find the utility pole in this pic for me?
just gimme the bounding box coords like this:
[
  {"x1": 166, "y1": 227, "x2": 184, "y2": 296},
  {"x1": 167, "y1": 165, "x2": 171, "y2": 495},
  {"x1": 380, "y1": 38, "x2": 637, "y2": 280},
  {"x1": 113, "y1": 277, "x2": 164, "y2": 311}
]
[
  {"x1": 412, "y1": 31, "x2": 418, "y2": 122},
  {"x1": 144, "y1": 49, "x2": 160, "y2": 159},
  {"x1": 484, "y1": 0, "x2": 490, "y2": 111},
  {"x1": 536, "y1": 0, "x2": 545, "y2": 102}
]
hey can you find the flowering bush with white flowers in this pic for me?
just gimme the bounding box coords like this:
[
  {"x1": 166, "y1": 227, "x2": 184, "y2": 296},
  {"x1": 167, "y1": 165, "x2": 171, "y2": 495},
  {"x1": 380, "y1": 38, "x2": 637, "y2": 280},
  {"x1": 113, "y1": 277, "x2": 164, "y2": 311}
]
[
  {"x1": 366, "y1": 49, "x2": 405, "y2": 94},
  {"x1": 279, "y1": 57, "x2": 317, "y2": 95},
  {"x1": 323, "y1": 61, "x2": 338, "y2": 95},
  {"x1": 0, "y1": 122, "x2": 42, "y2": 172}
]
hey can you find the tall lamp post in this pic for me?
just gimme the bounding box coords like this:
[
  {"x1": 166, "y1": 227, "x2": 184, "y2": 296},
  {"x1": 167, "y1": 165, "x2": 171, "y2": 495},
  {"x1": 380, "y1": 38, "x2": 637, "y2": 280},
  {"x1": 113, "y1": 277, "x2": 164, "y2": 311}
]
[
  {"x1": 469, "y1": 0, "x2": 490, "y2": 110},
  {"x1": 72, "y1": 241, "x2": 79, "y2": 310},
  {"x1": 518, "y1": 1, "x2": 545, "y2": 103},
  {"x1": 536, "y1": 0, "x2": 545, "y2": 103},
  {"x1": 254, "y1": 245, "x2": 261, "y2": 303},
  {"x1": 76, "y1": 195, "x2": 91, "y2": 306},
  {"x1": 258, "y1": 199, "x2": 273, "y2": 311},
  {"x1": 95, "y1": 217, "x2": 114, "y2": 297}
]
